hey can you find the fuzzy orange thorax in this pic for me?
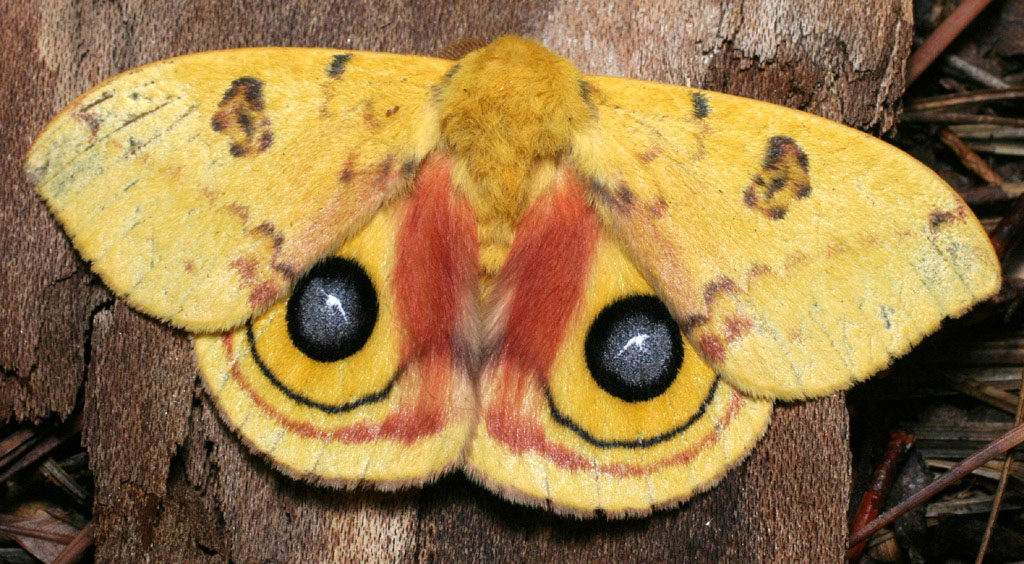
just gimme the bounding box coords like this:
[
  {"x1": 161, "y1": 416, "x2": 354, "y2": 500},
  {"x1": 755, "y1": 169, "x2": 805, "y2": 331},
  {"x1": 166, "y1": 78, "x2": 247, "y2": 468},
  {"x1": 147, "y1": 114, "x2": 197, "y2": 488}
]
[{"x1": 437, "y1": 36, "x2": 593, "y2": 278}]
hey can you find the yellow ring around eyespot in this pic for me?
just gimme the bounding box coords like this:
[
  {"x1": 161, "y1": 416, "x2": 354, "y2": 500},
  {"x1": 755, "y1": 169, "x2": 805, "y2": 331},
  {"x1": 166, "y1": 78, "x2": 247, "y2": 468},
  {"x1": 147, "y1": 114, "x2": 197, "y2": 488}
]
[
  {"x1": 245, "y1": 205, "x2": 404, "y2": 407},
  {"x1": 546, "y1": 236, "x2": 718, "y2": 444}
]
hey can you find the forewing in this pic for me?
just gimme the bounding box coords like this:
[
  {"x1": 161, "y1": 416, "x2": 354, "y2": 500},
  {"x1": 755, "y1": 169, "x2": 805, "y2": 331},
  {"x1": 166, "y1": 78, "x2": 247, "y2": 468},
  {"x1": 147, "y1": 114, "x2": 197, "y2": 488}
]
[
  {"x1": 26, "y1": 48, "x2": 450, "y2": 332},
  {"x1": 572, "y1": 75, "x2": 1001, "y2": 400}
]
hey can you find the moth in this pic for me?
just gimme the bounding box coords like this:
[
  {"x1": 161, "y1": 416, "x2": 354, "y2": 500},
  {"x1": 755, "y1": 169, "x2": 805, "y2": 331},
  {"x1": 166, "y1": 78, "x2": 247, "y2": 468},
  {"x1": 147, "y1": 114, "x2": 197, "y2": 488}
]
[{"x1": 26, "y1": 36, "x2": 1000, "y2": 517}]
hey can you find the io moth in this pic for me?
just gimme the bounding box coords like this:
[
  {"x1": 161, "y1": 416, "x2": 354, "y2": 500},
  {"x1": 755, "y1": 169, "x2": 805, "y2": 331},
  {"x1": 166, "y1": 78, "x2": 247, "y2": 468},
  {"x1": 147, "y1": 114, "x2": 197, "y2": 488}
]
[{"x1": 26, "y1": 36, "x2": 1000, "y2": 517}]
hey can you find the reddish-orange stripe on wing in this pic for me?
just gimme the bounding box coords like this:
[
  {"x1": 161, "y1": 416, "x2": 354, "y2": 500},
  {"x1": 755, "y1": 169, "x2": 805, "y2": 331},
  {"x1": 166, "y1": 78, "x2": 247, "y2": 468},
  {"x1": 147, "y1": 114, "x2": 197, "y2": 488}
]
[
  {"x1": 394, "y1": 154, "x2": 479, "y2": 361},
  {"x1": 497, "y1": 171, "x2": 599, "y2": 378},
  {"x1": 393, "y1": 154, "x2": 478, "y2": 428}
]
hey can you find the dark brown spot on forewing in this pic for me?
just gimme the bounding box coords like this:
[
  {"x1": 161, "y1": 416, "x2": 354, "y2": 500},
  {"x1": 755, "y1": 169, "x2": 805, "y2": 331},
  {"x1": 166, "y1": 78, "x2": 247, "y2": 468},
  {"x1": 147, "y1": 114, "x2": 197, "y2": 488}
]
[
  {"x1": 743, "y1": 187, "x2": 757, "y2": 207},
  {"x1": 253, "y1": 221, "x2": 299, "y2": 282},
  {"x1": 338, "y1": 154, "x2": 358, "y2": 183},
  {"x1": 433, "y1": 64, "x2": 462, "y2": 104},
  {"x1": 385, "y1": 105, "x2": 400, "y2": 117},
  {"x1": 929, "y1": 207, "x2": 967, "y2": 230},
  {"x1": 376, "y1": 155, "x2": 395, "y2": 184},
  {"x1": 743, "y1": 136, "x2": 811, "y2": 220},
  {"x1": 212, "y1": 77, "x2": 273, "y2": 157},
  {"x1": 327, "y1": 54, "x2": 351, "y2": 77},
  {"x1": 258, "y1": 132, "x2": 273, "y2": 151},
  {"x1": 588, "y1": 180, "x2": 612, "y2": 204},
  {"x1": 442, "y1": 64, "x2": 461, "y2": 83},
  {"x1": 253, "y1": 222, "x2": 284, "y2": 247},
  {"x1": 237, "y1": 112, "x2": 253, "y2": 136},
  {"x1": 691, "y1": 92, "x2": 710, "y2": 119},
  {"x1": 217, "y1": 77, "x2": 264, "y2": 109},
  {"x1": 703, "y1": 276, "x2": 738, "y2": 306},
  {"x1": 592, "y1": 181, "x2": 633, "y2": 215},
  {"x1": 615, "y1": 185, "x2": 634, "y2": 206},
  {"x1": 76, "y1": 111, "x2": 103, "y2": 136}
]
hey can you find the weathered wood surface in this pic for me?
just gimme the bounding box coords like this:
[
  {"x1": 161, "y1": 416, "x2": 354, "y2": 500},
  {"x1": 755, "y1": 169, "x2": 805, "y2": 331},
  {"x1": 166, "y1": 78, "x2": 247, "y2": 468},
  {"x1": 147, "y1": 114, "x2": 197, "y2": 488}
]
[{"x1": 0, "y1": 1, "x2": 911, "y2": 561}]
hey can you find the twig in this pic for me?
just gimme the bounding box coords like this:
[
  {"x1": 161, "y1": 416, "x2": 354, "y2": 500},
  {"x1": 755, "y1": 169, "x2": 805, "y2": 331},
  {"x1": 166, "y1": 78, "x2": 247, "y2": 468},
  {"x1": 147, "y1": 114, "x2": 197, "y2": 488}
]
[
  {"x1": 902, "y1": 112, "x2": 1024, "y2": 127},
  {"x1": 926, "y1": 493, "x2": 1023, "y2": 517},
  {"x1": 950, "y1": 125, "x2": 1024, "y2": 141},
  {"x1": 947, "y1": 375, "x2": 1020, "y2": 415},
  {"x1": 939, "y1": 128, "x2": 1004, "y2": 184},
  {"x1": 966, "y1": 141, "x2": 1024, "y2": 157},
  {"x1": 960, "y1": 182, "x2": 1024, "y2": 205},
  {"x1": 847, "y1": 422, "x2": 1024, "y2": 549},
  {"x1": 975, "y1": 368, "x2": 1024, "y2": 563},
  {"x1": 0, "y1": 415, "x2": 82, "y2": 484},
  {"x1": 0, "y1": 429, "x2": 35, "y2": 461},
  {"x1": 847, "y1": 430, "x2": 916, "y2": 560},
  {"x1": 989, "y1": 194, "x2": 1024, "y2": 260},
  {"x1": 943, "y1": 53, "x2": 1013, "y2": 89},
  {"x1": 0, "y1": 523, "x2": 77, "y2": 544},
  {"x1": 39, "y1": 458, "x2": 90, "y2": 505},
  {"x1": 51, "y1": 521, "x2": 93, "y2": 564},
  {"x1": 939, "y1": 77, "x2": 970, "y2": 93},
  {"x1": 908, "y1": 0, "x2": 1000, "y2": 84},
  {"x1": 928, "y1": 458, "x2": 1024, "y2": 482},
  {"x1": 908, "y1": 86, "x2": 1024, "y2": 111}
]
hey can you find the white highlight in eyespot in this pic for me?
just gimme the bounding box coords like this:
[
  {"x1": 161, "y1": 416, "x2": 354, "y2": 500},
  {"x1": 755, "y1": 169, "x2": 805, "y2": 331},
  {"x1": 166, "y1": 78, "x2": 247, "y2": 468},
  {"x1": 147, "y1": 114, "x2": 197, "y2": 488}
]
[
  {"x1": 318, "y1": 287, "x2": 350, "y2": 322},
  {"x1": 616, "y1": 333, "x2": 651, "y2": 357}
]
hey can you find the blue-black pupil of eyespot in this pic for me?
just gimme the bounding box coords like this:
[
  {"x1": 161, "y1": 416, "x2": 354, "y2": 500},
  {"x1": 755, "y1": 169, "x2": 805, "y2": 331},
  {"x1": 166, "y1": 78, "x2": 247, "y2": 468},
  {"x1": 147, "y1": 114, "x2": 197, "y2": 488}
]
[
  {"x1": 584, "y1": 295, "x2": 683, "y2": 402},
  {"x1": 286, "y1": 257, "x2": 377, "y2": 363}
]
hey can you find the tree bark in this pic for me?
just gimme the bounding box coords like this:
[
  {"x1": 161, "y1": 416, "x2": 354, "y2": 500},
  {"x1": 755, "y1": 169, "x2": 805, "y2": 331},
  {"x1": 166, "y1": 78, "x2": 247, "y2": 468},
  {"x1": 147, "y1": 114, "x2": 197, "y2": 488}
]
[{"x1": 0, "y1": 1, "x2": 911, "y2": 561}]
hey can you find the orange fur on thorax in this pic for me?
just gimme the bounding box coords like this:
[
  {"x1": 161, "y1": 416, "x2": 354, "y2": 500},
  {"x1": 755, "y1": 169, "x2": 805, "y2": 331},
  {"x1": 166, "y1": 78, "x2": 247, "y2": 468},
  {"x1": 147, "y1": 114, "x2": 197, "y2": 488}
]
[{"x1": 437, "y1": 36, "x2": 593, "y2": 280}]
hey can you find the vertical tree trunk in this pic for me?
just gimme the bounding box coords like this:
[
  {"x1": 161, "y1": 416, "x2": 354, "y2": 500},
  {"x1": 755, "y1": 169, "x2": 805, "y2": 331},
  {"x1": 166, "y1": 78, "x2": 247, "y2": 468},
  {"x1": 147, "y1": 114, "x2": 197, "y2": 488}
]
[{"x1": 0, "y1": 1, "x2": 910, "y2": 561}]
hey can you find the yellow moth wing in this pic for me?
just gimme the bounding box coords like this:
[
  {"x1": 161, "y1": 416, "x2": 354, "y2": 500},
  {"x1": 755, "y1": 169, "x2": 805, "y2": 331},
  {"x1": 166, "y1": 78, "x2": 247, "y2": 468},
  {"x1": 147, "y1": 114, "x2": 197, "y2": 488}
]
[
  {"x1": 573, "y1": 75, "x2": 1001, "y2": 400},
  {"x1": 466, "y1": 177, "x2": 771, "y2": 516},
  {"x1": 195, "y1": 200, "x2": 475, "y2": 485},
  {"x1": 468, "y1": 231, "x2": 772, "y2": 516},
  {"x1": 26, "y1": 47, "x2": 451, "y2": 332}
]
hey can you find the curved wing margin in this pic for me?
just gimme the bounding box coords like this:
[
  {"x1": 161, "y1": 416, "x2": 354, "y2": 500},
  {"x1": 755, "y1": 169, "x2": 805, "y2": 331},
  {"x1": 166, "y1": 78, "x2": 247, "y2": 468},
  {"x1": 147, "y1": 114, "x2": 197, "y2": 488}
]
[
  {"x1": 573, "y1": 75, "x2": 1000, "y2": 400},
  {"x1": 27, "y1": 48, "x2": 451, "y2": 332}
]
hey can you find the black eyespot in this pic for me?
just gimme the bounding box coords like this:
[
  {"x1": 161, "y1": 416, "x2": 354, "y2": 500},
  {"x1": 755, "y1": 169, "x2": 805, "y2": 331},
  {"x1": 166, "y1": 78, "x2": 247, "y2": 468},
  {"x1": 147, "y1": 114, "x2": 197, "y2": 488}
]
[
  {"x1": 286, "y1": 257, "x2": 377, "y2": 362},
  {"x1": 584, "y1": 295, "x2": 683, "y2": 402}
]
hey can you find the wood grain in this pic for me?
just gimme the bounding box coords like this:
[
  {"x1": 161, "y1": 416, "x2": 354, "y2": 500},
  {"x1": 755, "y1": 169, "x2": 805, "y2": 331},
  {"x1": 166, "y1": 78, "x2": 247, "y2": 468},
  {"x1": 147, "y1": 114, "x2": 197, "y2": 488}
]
[{"x1": 0, "y1": 1, "x2": 912, "y2": 561}]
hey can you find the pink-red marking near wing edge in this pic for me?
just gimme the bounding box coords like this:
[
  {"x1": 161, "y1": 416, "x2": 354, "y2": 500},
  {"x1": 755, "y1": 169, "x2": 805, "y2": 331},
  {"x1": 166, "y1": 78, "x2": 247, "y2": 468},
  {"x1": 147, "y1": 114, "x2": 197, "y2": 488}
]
[{"x1": 486, "y1": 391, "x2": 744, "y2": 477}]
